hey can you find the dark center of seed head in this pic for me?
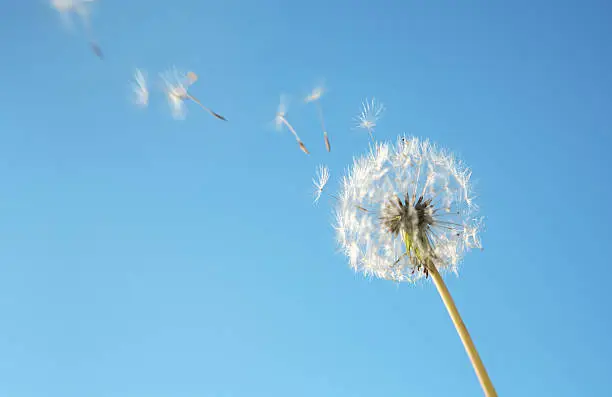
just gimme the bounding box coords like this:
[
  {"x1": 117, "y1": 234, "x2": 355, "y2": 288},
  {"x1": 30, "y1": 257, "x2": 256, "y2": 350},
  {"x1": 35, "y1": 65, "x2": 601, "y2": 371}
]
[{"x1": 381, "y1": 194, "x2": 435, "y2": 237}]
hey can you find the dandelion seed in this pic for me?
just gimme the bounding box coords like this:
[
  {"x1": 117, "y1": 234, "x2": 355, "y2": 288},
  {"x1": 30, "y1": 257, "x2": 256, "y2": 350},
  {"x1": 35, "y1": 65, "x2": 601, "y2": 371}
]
[
  {"x1": 160, "y1": 68, "x2": 190, "y2": 119},
  {"x1": 305, "y1": 86, "x2": 324, "y2": 103},
  {"x1": 51, "y1": 0, "x2": 103, "y2": 59},
  {"x1": 160, "y1": 68, "x2": 227, "y2": 121},
  {"x1": 305, "y1": 85, "x2": 331, "y2": 152},
  {"x1": 354, "y1": 98, "x2": 385, "y2": 139},
  {"x1": 333, "y1": 135, "x2": 495, "y2": 396},
  {"x1": 274, "y1": 96, "x2": 309, "y2": 155},
  {"x1": 51, "y1": 0, "x2": 93, "y2": 26},
  {"x1": 131, "y1": 69, "x2": 149, "y2": 108},
  {"x1": 313, "y1": 165, "x2": 330, "y2": 204}
]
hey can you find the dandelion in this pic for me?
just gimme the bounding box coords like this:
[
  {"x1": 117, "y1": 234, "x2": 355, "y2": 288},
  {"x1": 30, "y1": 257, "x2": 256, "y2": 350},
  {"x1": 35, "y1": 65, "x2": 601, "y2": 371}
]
[
  {"x1": 160, "y1": 68, "x2": 227, "y2": 121},
  {"x1": 354, "y1": 98, "x2": 384, "y2": 139},
  {"x1": 274, "y1": 96, "x2": 309, "y2": 154},
  {"x1": 334, "y1": 136, "x2": 495, "y2": 396},
  {"x1": 131, "y1": 69, "x2": 149, "y2": 108},
  {"x1": 305, "y1": 85, "x2": 331, "y2": 152},
  {"x1": 51, "y1": 0, "x2": 103, "y2": 59},
  {"x1": 312, "y1": 165, "x2": 330, "y2": 205}
]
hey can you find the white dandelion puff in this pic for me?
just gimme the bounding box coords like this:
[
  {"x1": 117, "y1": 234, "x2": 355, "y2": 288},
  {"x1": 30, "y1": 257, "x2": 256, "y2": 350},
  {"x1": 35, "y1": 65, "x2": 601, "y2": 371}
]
[
  {"x1": 274, "y1": 95, "x2": 309, "y2": 154},
  {"x1": 335, "y1": 135, "x2": 481, "y2": 281},
  {"x1": 354, "y1": 98, "x2": 385, "y2": 139},
  {"x1": 312, "y1": 165, "x2": 330, "y2": 204},
  {"x1": 131, "y1": 69, "x2": 149, "y2": 108},
  {"x1": 333, "y1": 135, "x2": 495, "y2": 396},
  {"x1": 305, "y1": 85, "x2": 331, "y2": 152}
]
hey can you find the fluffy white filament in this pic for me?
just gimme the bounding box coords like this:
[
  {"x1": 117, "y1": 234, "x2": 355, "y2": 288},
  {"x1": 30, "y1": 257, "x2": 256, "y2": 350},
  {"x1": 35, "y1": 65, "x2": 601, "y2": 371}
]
[
  {"x1": 313, "y1": 165, "x2": 330, "y2": 204},
  {"x1": 131, "y1": 69, "x2": 149, "y2": 108},
  {"x1": 354, "y1": 98, "x2": 385, "y2": 137},
  {"x1": 159, "y1": 68, "x2": 195, "y2": 120}
]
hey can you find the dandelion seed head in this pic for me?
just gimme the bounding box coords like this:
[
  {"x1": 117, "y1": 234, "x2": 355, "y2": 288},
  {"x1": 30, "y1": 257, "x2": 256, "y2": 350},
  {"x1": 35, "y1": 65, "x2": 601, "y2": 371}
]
[
  {"x1": 354, "y1": 98, "x2": 385, "y2": 136},
  {"x1": 313, "y1": 165, "x2": 330, "y2": 205},
  {"x1": 334, "y1": 136, "x2": 483, "y2": 282}
]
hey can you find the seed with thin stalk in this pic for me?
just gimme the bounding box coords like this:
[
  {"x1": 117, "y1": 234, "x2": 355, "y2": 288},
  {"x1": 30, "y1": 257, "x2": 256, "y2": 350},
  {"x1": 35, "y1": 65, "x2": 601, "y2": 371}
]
[
  {"x1": 131, "y1": 69, "x2": 149, "y2": 108},
  {"x1": 274, "y1": 96, "x2": 309, "y2": 155},
  {"x1": 354, "y1": 98, "x2": 385, "y2": 139},
  {"x1": 312, "y1": 165, "x2": 330, "y2": 205},
  {"x1": 305, "y1": 85, "x2": 331, "y2": 152},
  {"x1": 160, "y1": 68, "x2": 227, "y2": 121},
  {"x1": 334, "y1": 136, "x2": 495, "y2": 397}
]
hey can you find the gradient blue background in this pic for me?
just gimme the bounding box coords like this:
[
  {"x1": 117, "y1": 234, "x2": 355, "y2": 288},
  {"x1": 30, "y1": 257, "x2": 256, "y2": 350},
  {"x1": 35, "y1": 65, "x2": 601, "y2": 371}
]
[{"x1": 1, "y1": 1, "x2": 611, "y2": 396}]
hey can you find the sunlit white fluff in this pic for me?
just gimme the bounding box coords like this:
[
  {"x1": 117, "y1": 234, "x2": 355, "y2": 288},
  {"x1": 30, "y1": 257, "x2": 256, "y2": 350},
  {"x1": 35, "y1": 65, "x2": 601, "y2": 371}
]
[
  {"x1": 313, "y1": 165, "x2": 330, "y2": 205},
  {"x1": 51, "y1": 0, "x2": 96, "y2": 31},
  {"x1": 334, "y1": 136, "x2": 483, "y2": 282},
  {"x1": 159, "y1": 68, "x2": 196, "y2": 120},
  {"x1": 131, "y1": 69, "x2": 149, "y2": 108},
  {"x1": 305, "y1": 86, "x2": 324, "y2": 103},
  {"x1": 354, "y1": 98, "x2": 385, "y2": 138}
]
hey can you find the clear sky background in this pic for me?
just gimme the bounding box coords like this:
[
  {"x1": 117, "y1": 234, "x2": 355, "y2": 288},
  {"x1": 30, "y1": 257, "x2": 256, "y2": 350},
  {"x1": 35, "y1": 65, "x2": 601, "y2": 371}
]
[{"x1": 0, "y1": 1, "x2": 611, "y2": 396}]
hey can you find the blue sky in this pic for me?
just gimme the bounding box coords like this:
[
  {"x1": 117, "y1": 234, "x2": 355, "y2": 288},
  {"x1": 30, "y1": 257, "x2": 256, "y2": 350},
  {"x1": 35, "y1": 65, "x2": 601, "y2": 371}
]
[{"x1": 1, "y1": 0, "x2": 611, "y2": 396}]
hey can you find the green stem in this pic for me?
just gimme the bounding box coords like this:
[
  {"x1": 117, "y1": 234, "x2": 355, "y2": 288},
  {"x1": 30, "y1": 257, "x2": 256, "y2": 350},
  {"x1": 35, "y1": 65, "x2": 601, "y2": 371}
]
[{"x1": 404, "y1": 234, "x2": 497, "y2": 396}]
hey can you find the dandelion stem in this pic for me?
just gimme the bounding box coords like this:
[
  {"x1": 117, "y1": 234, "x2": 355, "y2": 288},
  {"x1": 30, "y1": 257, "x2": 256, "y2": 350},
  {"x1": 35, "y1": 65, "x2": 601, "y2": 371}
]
[{"x1": 427, "y1": 260, "x2": 497, "y2": 397}]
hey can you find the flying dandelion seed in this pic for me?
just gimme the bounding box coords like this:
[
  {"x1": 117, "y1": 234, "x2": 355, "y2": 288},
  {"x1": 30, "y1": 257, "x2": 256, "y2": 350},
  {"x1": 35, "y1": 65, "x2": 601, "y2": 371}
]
[
  {"x1": 334, "y1": 136, "x2": 495, "y2": 396},
  {"x1": 51, "y1": 0, "x2": 92, "y2": 26},
  {"x1": 305, "y1": 86, "x2": 331, "y2": 152},
  {"x1": 51, "y1": 0, "x2": 103, "y2": 59},
  {"x1": 160, "y1": 68, "x2": 227, "y2": 121},
  {"x1": 274, "y1": 96, "x2": 309, "y2": 155},
  {"x1": 160, "y1": 68, "x2": 190, "y2": 119},
  {"x1": 131, "y1": 69, "x2": 149, "y2": 108},
  {"x1": 312, "y1": 165, "x2": 330, "y2": 205},
  {"x1": 354, "y1": 98, "x2": 385, "y2": 139}
]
